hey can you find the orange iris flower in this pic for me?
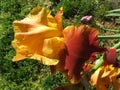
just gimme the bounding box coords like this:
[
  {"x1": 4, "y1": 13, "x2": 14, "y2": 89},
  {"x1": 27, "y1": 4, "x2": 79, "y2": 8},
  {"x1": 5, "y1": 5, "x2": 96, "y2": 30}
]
[
  {"x1": 12, "y1": 7, "x2": 64, "y2": 65},
  {"x1": 90, "y1": 65, "x2": 120, "y2": 90}
]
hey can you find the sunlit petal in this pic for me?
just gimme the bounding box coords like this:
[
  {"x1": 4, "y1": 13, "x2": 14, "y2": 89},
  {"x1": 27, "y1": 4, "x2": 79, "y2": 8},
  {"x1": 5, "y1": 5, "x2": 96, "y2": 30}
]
[
  {"x1": 42, "y1": 37, "x2": 65, "y2": 59},
  {"x1": 90, "y1": 65, "x2": 120, "y2": 90},
  {"x1": 12, "y1": 7, "x2": 63, "y2": 65}
]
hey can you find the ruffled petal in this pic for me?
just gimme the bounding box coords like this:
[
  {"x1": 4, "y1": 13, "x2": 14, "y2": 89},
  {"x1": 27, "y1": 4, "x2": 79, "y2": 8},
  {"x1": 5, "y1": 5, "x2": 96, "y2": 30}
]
[
  {"x1": 12, "y1": 7, "x2": 63, "y2": 65},
  {"x1": 42, "y1": 37, "x2": 65, "y2": 59},
  {"x1": 61, "y1": 25, "x2": 105, "y2": 83},
  {"x1": 90, "y1": 65, "x2": 120, "y2": 90}
]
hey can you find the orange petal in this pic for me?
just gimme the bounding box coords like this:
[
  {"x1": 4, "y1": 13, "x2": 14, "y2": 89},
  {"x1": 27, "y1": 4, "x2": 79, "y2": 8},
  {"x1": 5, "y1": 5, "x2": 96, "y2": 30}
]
[
  {"x1": 42, "y1": 37, "x2": 65, "y2": 59},
  {"x1": 90, "y1": 65, "x2": 120, "y2": 90},
  {"x1": 55, "y1": 7, "x2": 63, "y2": 31},
  {"x1": 12, "y1": 7, "x2": 63, "y2": 65}
]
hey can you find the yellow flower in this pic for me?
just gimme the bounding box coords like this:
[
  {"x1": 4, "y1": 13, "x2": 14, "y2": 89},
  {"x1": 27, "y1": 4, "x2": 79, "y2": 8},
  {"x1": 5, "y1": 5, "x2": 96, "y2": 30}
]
[
  {"x1": 12, "y1": 7, "x2": 64, "y2": 65},
  {"x1": 90, "y1": 65, "x2": 120, "y2": 90}
]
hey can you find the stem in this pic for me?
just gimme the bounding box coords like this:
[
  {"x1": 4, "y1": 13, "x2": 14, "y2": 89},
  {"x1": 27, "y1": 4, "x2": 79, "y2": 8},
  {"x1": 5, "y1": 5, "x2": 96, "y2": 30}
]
[
  {"x1": 98, "y1": 34, "x2": 120, "y2": 39},
  {"x1": 117, "y1": 49, "x2": 120, "y2": 52},
  {"x1": 103, "y1": 28, "x2": 120, "y2": 33},
  {"x1": 112, "y1": 41, "x2": 120, "y2": 48},
  {"x1": 91, "y1": 56, "x2": 103, "y2": 73}
]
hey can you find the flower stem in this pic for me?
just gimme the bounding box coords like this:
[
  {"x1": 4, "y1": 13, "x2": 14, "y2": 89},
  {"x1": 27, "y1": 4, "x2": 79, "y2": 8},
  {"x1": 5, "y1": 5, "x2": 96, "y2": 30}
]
[
  {"x1": 91, "y1": 56, "x2": 103, "y2": 73},
  {"x1": 98, "y1": 34, "x2": 120, "y2": 39},
  {"x1": 117, "y1": 49, "x2": 120, "y2": 52},
  {"x1": 101, "y1": 27, "x2": 120, "y2": 33},
  {"x1": 104, "y1": 29, "x2": 120, "y2": 33},
  {"x1": 112, "y1": 41, "x2": 120, "y2": 48}
]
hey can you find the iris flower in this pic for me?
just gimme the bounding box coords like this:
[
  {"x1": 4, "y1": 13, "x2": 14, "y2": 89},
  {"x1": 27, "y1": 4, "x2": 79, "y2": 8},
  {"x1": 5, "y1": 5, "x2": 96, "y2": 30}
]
[
  {"x1": 90, "y1": 48, "x2": 120, "y2": 90},
  {"x1": 90, "y1": 65, "x2": 120, "y2": 90},
  {"x1": 12, "y1": 7, "x2": 64, "y2": 65},
  {"x1": 55, "y1": 25, "x2": 105, "y2": 83}
]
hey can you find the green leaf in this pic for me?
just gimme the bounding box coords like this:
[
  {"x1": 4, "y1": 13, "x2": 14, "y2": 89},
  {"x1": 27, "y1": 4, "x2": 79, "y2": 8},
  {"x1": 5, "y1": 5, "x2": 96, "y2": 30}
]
[
  {"x1": 107, "y1": 9, "x2": 120, "y2": 13},
  {"x1": 105, "y1": 13, "x2": 120, "y2": 17}
]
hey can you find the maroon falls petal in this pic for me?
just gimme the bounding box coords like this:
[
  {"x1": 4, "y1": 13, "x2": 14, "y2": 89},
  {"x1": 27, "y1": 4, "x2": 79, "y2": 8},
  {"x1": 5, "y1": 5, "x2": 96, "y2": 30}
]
[
  {"x1": 104, "y1": 48, "x2": 116, "y2": 65},
  {"x1": 63, "y1": 25, "x2": 105, "y2": 83}
]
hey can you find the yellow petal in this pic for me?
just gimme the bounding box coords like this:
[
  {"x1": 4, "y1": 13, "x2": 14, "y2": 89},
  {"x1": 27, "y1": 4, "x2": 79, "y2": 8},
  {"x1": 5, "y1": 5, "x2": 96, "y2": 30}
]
[
  {"x1": 101, "y1": 65, "x2": 113, "y2": 78},
  {"x1": 42, "y1": 37, "x2": 65, "y2": 58},
  {"x1": 29, "y1": 54, "x2": 59, "y2": 65},
  {"x1": 90, "y1": 67, "x2": 102, "y2": 86},
  {"x1": 12, "y1": 7, "x2": 63, "y2": 65},
  {"x1": 90, "y1": 65, "x2": 120, "y2": 90}
]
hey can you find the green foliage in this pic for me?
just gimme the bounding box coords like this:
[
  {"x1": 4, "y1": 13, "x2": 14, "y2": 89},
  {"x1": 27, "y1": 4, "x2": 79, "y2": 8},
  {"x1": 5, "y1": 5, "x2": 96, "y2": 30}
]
[
  {"x1": 105, "y1": 8, "x2": 120, "y2": 24},
  {"x1": 42, "y1": 72, "x2": 69, "y2": 90},
  {"x1": 51, "y1": 0, "x2": 110, "y2": 25},
  {"x1": 105, "y1": 8, "x2": 120, "y2": 16}
]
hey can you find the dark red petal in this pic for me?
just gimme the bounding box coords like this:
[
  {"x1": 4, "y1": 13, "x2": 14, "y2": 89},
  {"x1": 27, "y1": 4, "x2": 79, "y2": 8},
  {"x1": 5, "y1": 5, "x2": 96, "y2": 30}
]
[
  {"x1": 50, "y1": 65, "x2": 56, "y2": 74},
  {"x1": 63, "y1": 25, "x2": 105, "y2": 83},
  {"x1": 104, "y1": 48, "x2": 116, "y2": 64},
  {"x1": 83, "y1": 63, "x2": 93, "y2": 72},
  {"x1": 50, "y1": 48, "x2": 67, "y2": 74}
]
